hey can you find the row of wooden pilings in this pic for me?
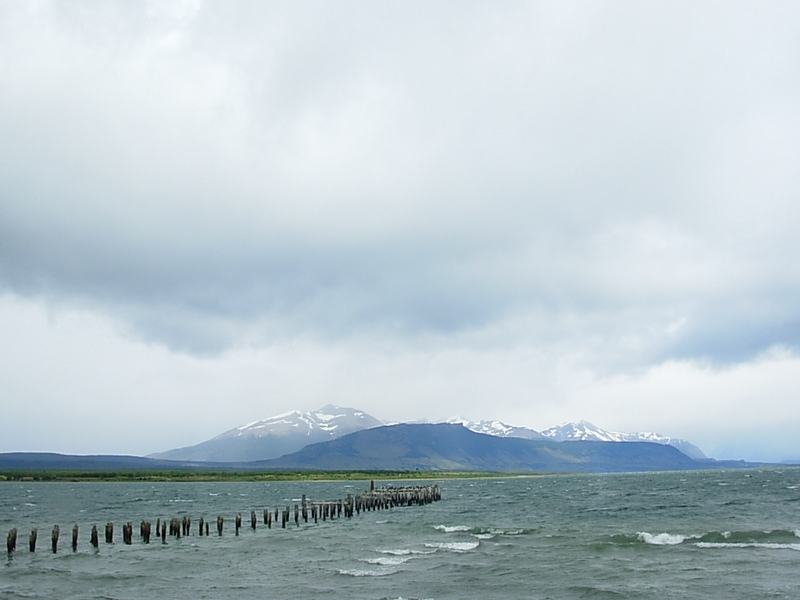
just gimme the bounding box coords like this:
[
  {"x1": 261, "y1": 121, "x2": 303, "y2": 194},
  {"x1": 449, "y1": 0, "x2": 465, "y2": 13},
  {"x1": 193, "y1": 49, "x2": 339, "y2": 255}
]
[{"x1": 6, "y1": 483, "x2": 441, "y2": 554}]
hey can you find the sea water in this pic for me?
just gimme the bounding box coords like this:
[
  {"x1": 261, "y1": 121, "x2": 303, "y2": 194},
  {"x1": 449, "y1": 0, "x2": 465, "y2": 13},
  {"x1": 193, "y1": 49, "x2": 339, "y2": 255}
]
[{"x1": 2, "y1": 468, "x2": 799, "y2": 599}]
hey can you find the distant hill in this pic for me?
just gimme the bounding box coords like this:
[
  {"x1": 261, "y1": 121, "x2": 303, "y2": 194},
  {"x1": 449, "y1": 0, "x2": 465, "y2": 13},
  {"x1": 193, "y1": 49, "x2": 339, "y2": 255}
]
[
  {"x1": 149, "y1": 404, "x2": 383, "y2": 462},
  {"x1": 253, "y1": 423, "x2": 704, "y2": 473},
  {"x1": 0, "y1": 452, "x2": 197, "y2": 471}
]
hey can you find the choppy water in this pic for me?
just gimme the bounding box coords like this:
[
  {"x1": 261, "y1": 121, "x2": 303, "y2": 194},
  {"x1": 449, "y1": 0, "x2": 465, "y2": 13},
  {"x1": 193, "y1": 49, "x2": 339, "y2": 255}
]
[{"x1": 2, "y1": 468, "x2": 800, "y2": 599}]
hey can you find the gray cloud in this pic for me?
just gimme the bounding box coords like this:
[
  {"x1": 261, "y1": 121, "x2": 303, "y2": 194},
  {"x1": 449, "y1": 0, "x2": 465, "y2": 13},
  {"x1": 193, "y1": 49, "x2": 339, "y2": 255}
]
[{"x1": 1, "y1": 2, "x2": 800, "y2": 457}]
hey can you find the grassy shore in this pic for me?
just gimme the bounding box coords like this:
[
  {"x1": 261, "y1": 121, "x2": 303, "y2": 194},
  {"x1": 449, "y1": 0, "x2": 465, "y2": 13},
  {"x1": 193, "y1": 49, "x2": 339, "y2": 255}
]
[{"x1": 0, "y1": 470, "x2": 505, "y2": 482}]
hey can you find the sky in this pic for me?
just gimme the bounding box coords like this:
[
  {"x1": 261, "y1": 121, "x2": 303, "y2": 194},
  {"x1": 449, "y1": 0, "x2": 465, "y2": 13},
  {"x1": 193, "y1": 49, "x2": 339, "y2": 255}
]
[{"x1": 1, "y1": 1, "x2": 799, "y2": 462}]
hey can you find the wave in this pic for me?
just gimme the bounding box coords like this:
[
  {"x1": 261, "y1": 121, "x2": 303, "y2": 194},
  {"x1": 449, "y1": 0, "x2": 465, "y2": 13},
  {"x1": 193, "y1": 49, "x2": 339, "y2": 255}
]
[
  {"x1": 638, "y1": 532, "x2": 689, "y2": 546},
  {"x1": 696, "y1": 542, "x2": 800, "y2": 551},
  {"x1": 363, "y1": 555, "x2": 414, "y2": 566},
  {"x1": 379, "y1": 548, "x2": 436, "y2": 556},
  {"x1": 608, "y1": 529, "x2": 800, "y2": 549},
  {"x1": 338, "y1": 567, "x2": 399, "y2": 577},
  {"x1": 433, "y1": 525, "x2": 531, "y2": 538},
  {"x1": 433, "y1": 525, "x2": 471, "y2": 533},
  {"x1": 424, "y1": 541, "x2": 480, "y2": 553}
]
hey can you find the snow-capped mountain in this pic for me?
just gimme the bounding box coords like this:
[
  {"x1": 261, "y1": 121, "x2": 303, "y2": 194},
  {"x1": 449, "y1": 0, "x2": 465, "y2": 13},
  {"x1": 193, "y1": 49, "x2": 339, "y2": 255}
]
[
  {"x1": 150, "y1": 405, "x2": 383, "y2": 462},
  {"x1": 539, "y1": 420, "x2": 706, "y2": 459},
  {"x1": 227, "y1": 405, "x2": 382, "y2": 440},
  {"x1": 445, "y1": 417, "x2": 544, "y2": 440}
]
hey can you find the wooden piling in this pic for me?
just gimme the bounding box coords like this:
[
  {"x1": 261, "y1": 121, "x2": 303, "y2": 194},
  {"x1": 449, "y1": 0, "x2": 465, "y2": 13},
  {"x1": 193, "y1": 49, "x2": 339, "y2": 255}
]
[
  {"x1": 141, "y1": 521, "x2": 151, "y2": 544},
  {"x1": 4, "y1": 482, "x2": 442, "y2": 556},
  {"x1": 169, "y1": 517, "x2": 180, "y2": 538},
  {"x1": 122, "y1": 522, "x2": 133, "y2": 545}
]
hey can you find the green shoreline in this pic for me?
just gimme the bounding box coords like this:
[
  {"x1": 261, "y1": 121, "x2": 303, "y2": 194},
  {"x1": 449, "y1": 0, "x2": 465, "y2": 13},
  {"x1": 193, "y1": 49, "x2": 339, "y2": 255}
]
[{"x1": 0, "y1": 470, "x2": 511, "y2": 482}]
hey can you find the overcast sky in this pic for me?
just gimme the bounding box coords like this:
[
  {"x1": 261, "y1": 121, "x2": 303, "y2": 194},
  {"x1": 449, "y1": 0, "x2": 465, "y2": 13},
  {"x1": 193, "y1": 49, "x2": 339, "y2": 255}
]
[{"x1": 1, "y1": 1, "x2": 799, "y2": 462}]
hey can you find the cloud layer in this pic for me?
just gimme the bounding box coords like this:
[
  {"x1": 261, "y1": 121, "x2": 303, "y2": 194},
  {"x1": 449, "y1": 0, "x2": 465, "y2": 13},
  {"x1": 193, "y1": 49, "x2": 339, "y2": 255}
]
[{"x1": 1, "y1": 1, "x2": 799, "y2": 460}]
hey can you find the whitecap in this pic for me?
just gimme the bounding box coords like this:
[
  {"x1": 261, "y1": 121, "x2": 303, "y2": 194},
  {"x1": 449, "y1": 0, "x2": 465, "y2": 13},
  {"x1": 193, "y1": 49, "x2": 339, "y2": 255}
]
[
  {"x1": 637, "y1": 532, "x2": 688, "y2": 546},
  {"x1": 434, "y1": 525, "x2": 471, "y2": 533},
  {"x1": 379, "y1": 548, "x2": 436, "y2": 556},
  {"x1": 338, "y1": 567, "x2": 398, "y2": 577},
  {"x1": 424, "y1": 541, "x2": 480, "y2": 553},
  {"x1": 474, "y1": 533, "x2": 495, "y2": 540},
  {"x1": 364, "y1": 556, "x2": 413, "y2": 566},
  {"x1": 695, "y1": 542, "x2": 800, "y2": 551}
]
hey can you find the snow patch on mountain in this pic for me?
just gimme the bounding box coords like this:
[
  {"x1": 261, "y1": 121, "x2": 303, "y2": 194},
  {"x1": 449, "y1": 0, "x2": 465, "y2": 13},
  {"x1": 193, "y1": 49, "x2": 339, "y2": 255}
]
[
  {"x1": 445, "y1": 417, "x2": 544, "y2": 440},
  {"x1": 540, "y1": 421, "x2": 707, "y2": 459},
  {"x1": 220, "y1": 405, "x2": 383, "y2": 440}
]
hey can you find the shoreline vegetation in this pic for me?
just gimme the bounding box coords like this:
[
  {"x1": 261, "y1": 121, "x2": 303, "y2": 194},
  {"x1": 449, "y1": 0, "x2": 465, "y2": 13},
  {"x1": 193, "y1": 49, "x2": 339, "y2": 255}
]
[{"x1": 0, "y1": 470, "x2": 509, "y2": 482}]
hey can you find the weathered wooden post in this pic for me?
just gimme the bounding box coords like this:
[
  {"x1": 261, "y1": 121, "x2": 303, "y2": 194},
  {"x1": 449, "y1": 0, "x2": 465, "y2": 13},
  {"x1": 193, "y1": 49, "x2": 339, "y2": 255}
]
[
  {"x1": 205, "y1": 521, "x2": 209, "y2": 536},
  {"x1": 199, "y1": 517, "x2": 205, "y2": 536},
  {"x1": 169, "y1": 517, "x2": 180, "y2": 538},
  {"x1": 294, "y1": 504, "x2": 299, "y2": 525},
  {"x1": 251, "y1": 510, "x2": 257, "y2": 530},
  {"x1": 29, "y1": 528, "x2": 37, "y2": 552},
  {"x1": 105, "y1": 522, "x2": 113, "y2": 544},
  {"x1": 51, "y1": 525, "x2": 59, "y2": 553},
  {"x1": 141, "y1": 521, "x2": 151, "y2": 544},
  {"x1": 90, "y1": 525, "x2": 99, "y2": 548},
  {"x1": 216, "y1": 516, "x2": 224, "y2": 536},
  {"x1": 161, "y1": 521, "x2": 166, "y2": 543},
  {"x1": 182, "y1": 516, "x2": 191, "y2": 536},
  {"x1": 122, "y1": 522, "x2": 133, "y2": 545},
  {"x1": 7, "y1": 528, "x2": 16, "y2": 553},
  {"x1": 302, "y1": 494, "x2": 308, "y2": 522},
  {"x1": 235, "y1": 513, "x2": 241, "y2": 536},
  {"x1": 72, "y1": 524, "x2": 79, "y2": 552}
]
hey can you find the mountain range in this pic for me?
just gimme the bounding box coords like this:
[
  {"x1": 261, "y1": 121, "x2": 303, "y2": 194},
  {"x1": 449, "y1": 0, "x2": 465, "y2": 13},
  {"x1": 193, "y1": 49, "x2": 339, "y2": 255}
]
[
  {"x1": 1, "y1": 416, "x2": 774, "y2": 474},
  {"x1": 150, "y1": 405, "x2": 706, "y2": 463}
]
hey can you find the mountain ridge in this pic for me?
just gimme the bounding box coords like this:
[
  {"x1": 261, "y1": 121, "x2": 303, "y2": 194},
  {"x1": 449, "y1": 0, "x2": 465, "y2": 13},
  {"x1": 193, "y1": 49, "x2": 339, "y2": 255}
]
[{"x1": 252, "y1": 423, "x2": 708, "y2": 472}]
